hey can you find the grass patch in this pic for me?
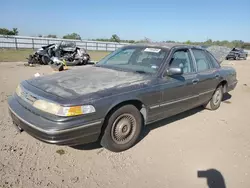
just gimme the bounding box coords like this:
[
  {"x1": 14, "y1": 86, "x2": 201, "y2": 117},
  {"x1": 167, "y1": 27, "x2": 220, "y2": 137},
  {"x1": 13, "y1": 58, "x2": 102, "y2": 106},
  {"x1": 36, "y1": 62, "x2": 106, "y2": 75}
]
[
  {"x1": 88, "y1": 51, "x2": 110, "y2": 62},
  {"x1": 0, "y1": 49, "x2": 32, "y2": 62},
  {"x1": 0, "y1": 49, "x2": 110, "y2": 62}
]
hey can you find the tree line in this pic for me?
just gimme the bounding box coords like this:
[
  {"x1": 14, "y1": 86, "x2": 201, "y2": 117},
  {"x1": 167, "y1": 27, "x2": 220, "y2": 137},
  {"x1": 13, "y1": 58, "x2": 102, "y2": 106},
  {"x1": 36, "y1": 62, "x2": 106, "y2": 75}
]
[
  {"x1": 0, "y1": 27, "x2": 249, "y2": 49},
  {"x1": 0, "y1": 28, "x2": 18, "y2": 35},
  {"x1": 179, "y1": 39, "x2": 249, "y2": 49}
]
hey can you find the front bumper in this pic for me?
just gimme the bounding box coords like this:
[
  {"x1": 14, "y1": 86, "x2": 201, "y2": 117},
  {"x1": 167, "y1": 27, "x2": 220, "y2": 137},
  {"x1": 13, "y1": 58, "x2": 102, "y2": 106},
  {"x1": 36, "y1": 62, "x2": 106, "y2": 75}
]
[{"x1": 8, "y1": 96, "x2": 103, "y2": 146}]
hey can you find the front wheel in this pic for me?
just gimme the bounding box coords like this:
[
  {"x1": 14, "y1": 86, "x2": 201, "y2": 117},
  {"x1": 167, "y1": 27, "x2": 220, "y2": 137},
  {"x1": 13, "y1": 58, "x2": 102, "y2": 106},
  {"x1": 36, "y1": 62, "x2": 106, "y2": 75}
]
[
  {"x1": 100, "y1": 105, "x2": 142, "y2": 152},
  {"x1": 204, "y1": 86, "x2": 223, "y2": 110}
]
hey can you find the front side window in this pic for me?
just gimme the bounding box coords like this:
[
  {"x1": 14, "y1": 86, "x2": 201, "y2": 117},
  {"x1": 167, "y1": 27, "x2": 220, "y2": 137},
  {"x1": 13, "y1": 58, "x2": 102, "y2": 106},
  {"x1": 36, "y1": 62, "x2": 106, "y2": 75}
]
[
  {"x1": 192, "y1": 49, "x2": 212, "y2": 72},
  {"x1": 97, "y1": 47, "x2": 168, "y2": 74},
  {"x1": 169, "y1": 49, "x2": 194, "y2": 74}
]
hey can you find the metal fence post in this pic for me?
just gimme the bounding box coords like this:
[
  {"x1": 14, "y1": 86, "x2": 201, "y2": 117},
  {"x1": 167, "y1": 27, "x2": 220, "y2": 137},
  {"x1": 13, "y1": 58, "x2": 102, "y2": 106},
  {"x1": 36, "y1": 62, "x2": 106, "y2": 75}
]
[
  {"x1": 32, "y1": 39, "x2": 34, "y2": 50},
  {"x1": 14, "y1": 38, "x2": 18, "y2": 49},
  {"x1": 85, "y1": 42, "x2": 87, "y2": 50},
  {"x1": 115, "y1": 44, "x2": 117, "y2": 50},
  {"x1": 96, "y1": 42, "x2": 98, "y2": 51},
  {"x1": 106, "y1": 43, "x2": 108, "y2": 51},
  {"x1": 47, "y1": 39, "x2": 49, "y2": 45}
]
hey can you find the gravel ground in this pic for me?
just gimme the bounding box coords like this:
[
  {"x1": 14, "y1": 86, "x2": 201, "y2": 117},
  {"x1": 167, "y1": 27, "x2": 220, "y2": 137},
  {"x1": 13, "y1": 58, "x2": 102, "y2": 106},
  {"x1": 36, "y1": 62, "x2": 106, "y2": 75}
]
[{"x1": 0, "y1": 60, "x2": 250, "y2": 188}]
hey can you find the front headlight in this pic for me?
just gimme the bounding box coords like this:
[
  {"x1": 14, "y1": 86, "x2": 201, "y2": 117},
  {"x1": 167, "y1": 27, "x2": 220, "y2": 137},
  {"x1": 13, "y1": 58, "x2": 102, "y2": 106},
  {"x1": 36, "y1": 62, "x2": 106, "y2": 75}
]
[
  {"x1": 15, "y1": 85, "x2": 95, "y2": 117},
  {"x1": 33, "y1": 99, "x2": 95, "y2": 117}
]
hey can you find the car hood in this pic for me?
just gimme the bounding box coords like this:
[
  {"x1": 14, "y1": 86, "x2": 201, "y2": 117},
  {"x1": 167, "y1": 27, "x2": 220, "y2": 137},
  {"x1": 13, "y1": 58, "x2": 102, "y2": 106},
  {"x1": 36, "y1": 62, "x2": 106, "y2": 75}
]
[{"x1": 27, "y1": 66, "x2": 150, "y2": 99}]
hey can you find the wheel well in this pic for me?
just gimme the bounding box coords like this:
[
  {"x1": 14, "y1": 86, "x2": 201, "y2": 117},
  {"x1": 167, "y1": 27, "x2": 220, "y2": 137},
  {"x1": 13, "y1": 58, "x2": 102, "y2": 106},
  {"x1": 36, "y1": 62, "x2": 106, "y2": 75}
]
[
  {"x1": 219, "y1": 80, "x2": 228, "y2": 93},
  {"x1": 105, "y1": 100, "x2": 146, "y2": 124},
  {"x1": 99, "y1": 100, "x2": 146, "y2": 140}
]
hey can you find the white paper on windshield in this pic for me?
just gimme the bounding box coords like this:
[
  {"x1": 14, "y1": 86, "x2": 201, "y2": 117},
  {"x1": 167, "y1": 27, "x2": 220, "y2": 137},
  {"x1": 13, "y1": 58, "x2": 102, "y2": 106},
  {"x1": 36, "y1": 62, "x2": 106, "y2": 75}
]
[{"x1": 144, "y1": 48, "x2": 161, "y2": 53}]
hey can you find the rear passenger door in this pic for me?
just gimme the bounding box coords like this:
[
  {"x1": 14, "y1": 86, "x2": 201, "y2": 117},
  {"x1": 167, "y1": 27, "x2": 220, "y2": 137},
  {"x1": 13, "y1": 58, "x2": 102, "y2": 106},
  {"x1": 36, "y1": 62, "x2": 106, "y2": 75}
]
[{"x1": 191, "y1": 49, "x2": 221, "y2": 104}]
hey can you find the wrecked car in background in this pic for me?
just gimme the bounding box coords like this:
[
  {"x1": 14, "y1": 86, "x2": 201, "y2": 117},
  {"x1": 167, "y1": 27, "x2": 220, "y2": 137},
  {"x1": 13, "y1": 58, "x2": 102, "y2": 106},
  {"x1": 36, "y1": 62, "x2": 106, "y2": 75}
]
[
  {"x1": 27, "y1": 41, "x2": 90, "y2": 66},
  {"x1": 8, "y1": 43, "x2": 237, "y2": 152},
  {"x1": 226, "y1": 48, "x2": 248, "y2": 60}
]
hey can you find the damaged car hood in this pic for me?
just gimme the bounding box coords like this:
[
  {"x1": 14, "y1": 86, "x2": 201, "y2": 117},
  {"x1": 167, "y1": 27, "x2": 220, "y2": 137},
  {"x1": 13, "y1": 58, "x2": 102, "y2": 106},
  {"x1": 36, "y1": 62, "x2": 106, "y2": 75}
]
[{"x1": 27, "y1": 66, "x2": 150, "y2": 99}]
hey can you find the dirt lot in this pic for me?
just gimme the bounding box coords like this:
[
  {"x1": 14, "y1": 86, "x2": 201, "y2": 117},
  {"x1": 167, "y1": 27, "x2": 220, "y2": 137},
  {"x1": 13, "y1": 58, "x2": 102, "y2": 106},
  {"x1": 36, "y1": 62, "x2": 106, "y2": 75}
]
[{"x1": 0, "y1": 60, "x2": 250, "y2": 188}]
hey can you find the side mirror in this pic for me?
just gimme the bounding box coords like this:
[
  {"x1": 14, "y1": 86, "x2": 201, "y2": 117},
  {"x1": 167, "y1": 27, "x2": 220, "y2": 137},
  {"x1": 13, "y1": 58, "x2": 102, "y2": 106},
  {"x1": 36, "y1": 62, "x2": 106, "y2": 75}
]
[{"x1": 166, "y1": 67, "x2": 183, "y2": 76}]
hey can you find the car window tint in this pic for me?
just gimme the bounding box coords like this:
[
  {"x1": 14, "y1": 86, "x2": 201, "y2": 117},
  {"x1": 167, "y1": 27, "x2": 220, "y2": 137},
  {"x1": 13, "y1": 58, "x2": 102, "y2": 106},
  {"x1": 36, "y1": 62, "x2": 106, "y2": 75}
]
[
  {"x1": 135, "y1": 50, "x2": 166, "y2": 68},
  {"x1": 106, "y1": 49, "x2": 135, "y2": 65},
  {"x1": 169, "y1": 50, "x2": 194, "y2": 74},
  {"x1": 192, "y1": 49, "x2": 212, "y2": 72},
  {"x1": 207, "y1": 52, "x2": 220, "y2": 68},
  {"x1": 97, "y1": 47, "x2": 168, "y2": 74}
]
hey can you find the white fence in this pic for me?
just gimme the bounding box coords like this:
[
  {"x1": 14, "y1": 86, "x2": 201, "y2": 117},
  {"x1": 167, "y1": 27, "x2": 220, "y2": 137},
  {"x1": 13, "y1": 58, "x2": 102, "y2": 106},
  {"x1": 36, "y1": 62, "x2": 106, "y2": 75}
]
[{"x1": 0, "y1": 35, "x2": 129, "y2": 51}]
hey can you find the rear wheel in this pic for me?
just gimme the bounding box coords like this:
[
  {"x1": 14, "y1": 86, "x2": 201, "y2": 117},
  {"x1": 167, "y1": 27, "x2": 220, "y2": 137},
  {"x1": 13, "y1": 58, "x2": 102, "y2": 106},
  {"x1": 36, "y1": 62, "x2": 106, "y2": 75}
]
[
  {"x1": 100, "y1": 105, "x2": 142, "y2": 152},
  {"x1": 204, "y1": 86, "x2": 223, "y2": 110}
]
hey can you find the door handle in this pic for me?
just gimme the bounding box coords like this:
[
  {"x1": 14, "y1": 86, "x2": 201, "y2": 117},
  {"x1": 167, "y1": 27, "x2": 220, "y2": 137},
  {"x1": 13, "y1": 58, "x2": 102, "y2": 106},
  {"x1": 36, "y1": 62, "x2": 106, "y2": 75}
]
[{"x1": 192, "y1": 79, "x2": 199, "y2": 84}]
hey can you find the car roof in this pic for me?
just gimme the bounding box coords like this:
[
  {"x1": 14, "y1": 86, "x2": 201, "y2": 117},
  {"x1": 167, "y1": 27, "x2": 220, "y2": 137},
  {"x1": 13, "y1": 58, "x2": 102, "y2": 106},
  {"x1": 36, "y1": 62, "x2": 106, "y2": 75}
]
[
  {"x1": 125, "y1": 43, "x2": 232, "y2": 63},
  {"x1": 126, "y1": 42, "x2": 203, "y2": 50}
]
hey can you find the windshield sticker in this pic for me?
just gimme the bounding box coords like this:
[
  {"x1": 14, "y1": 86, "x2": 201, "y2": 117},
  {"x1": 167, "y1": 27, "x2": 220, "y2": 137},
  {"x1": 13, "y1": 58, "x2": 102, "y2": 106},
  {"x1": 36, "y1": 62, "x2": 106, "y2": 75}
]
[{"x1": 144, "y1": 48, "x2": 161, "y2": 53}]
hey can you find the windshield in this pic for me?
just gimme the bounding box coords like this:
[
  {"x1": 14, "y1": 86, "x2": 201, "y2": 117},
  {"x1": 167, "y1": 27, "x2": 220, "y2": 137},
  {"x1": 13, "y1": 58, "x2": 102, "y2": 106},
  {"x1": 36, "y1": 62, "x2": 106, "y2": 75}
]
[{"x1": 97, "y1": 46, "x2": 168, "y2": 74}]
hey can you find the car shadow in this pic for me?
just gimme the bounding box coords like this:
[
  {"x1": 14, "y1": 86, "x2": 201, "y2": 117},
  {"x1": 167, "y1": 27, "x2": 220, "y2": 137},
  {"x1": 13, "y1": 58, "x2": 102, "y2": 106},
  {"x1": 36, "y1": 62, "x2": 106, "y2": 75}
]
[
  {"x1": 71, "y1": 106, "x2": 204, "y2": 151},
  {"x1": 139, "y1": 106, "x2": 204, "y2": 142},
  {"x1": 222, "y1": 93, "x2": 231, "y2": 102},
  {"x1": 71, "y1": 141, "x2": 102, "y2": 150},
  {"x1": 198, "y1": 169, "x2": 226, "y2": 188}
]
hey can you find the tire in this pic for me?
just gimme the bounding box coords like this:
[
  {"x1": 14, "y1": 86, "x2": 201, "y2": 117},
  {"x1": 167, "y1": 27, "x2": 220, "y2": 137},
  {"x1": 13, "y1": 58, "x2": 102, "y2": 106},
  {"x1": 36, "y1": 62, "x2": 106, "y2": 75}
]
[
  {"x1": 100, "y1": 105, "x2": 142, "y2": 152},
  {"x1": 82, "y1": 60, "x2": 88, "y2": 65},
  {"x1": 204, "y1": 86, "x2": 223, "y2": 110},
  {"x1": 41, "y1": 55, "x2": 51, "y2": 65}
]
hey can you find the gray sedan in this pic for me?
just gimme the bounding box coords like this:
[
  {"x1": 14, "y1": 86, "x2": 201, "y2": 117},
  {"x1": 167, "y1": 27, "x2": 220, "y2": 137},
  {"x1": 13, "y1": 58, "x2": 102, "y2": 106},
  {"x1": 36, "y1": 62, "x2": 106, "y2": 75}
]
[{"x1": 8, "y1": 43, "x2": 237, "y2": 152}]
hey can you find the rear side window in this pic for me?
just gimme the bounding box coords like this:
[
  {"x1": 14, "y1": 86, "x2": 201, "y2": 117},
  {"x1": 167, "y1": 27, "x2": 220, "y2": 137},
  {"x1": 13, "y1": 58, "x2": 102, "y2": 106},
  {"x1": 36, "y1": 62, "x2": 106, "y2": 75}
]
[
  {"x1": 192, "y1": 49, "x2": 212, "y2": 72},
  {"x1": 206, "y1": 52, "x2": 220, "y2": 68}
]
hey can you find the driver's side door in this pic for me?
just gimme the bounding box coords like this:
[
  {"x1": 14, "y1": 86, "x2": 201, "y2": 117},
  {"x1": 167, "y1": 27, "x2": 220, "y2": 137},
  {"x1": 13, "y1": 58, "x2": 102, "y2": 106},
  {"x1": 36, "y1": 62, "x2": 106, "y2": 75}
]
[{"x1": 158, "y1": 48, "x2": 200, "y2": 118}]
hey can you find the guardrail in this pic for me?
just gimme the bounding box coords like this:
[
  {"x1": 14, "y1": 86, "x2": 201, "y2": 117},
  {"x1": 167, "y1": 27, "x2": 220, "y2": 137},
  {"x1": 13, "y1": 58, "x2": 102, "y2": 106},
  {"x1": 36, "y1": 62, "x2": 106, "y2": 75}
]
[{"x1": 0, "y1": 35, "x2": 129, "y2": 51}]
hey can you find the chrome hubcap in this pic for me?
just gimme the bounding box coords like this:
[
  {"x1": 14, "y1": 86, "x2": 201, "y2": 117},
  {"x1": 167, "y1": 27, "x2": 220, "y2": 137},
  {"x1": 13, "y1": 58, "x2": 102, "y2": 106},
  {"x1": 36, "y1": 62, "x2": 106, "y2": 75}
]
[
  {"x1": 111, "y1": 114, "x2": 136, "y2": 144},
  {"x1": 213, "y1": 90, "x2": 222, "y2": 105}
]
